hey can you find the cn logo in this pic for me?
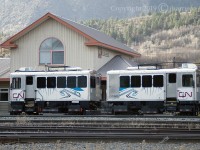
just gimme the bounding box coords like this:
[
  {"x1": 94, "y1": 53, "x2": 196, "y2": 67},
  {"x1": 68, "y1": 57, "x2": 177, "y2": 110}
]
[
  {"x1": 13, "y1": 91, "x2": 24, "y2": 99},
  {"x1": 178, "y1": 91, "x2": 192, "y2": 98}
]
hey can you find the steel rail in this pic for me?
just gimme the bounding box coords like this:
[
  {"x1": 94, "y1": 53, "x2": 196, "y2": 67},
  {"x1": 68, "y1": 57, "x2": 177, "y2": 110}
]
[
  {"x1": 0, "y1": 126, "x2": 200, "y2": 140},
  {"x1": 1, "y1": 114, "x2": 199, "y2": 118}
]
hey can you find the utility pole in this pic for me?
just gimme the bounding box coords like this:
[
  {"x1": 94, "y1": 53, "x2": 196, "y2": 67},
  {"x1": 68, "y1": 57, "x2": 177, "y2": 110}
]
[{"x1": 173, "y1": 57, "x2": 175, "y2": 68}]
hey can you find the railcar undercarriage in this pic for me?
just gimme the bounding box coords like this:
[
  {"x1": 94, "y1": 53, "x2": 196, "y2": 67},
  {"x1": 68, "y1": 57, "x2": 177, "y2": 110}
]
[{"x1": 9, "y1": 100, "x2": 200, "y2": 116}]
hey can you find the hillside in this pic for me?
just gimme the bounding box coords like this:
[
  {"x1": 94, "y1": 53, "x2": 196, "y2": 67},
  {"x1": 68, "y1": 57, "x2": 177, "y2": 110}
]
[
  {"x1": 1, "y1": 1, "x2": 200, "y2": 62},
  {"x1": 82, "y1": 8, "x2": 200, "y2": 63},
  {"x1": 0, "y1": 0, "x2": 200, "y2": 37}
]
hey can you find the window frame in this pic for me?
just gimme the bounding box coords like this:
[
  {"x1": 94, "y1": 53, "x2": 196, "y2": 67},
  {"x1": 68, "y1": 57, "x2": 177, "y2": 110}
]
[
  {"x1": 37, "y1": 77, "x2": 46, "y2": 88},
  {"x1": 131, "y1": 75, "x2": 141, "y2": 88},
  {"x1": 142, "y1": 75, "x2": 152, "y2": 88},
  {"x1": 12, "y1": 78, "x2": 21, "y2": 89},
  {"x1": 169, "y1": 73, "x2": 176, "y2": 83},
  {"x1": 153, "y1": 75, "x2": 164, "y2": 87},
  {"x1": 78, "y1": 76, "x2": 87, "y2": 88},
  {"x1": 47, "y1": 77, "x2": 56, "y2": 88},
  {"x1": 67, "y1": 76, "x2": 76, "y2": 88},
  {"x1": 182, "y1": 74, "x2": 193, "y2": 87},
  {"x1": 26, "y1": 76, "x2": 33, "y2": 85},
  {"x1": 57, "y1": 77, "x2": 67, "y2": 88},
  {"x1": 39, "y1": 37, "x2": 64, "y2": 65},
  {"x1": 120, "y1": 76, "x2": 130, "y2": 88}
]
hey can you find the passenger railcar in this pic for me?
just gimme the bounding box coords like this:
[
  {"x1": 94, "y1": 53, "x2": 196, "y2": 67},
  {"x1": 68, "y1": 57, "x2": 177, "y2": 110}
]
[
  {"x1": 9, "y1": 67, "x2": 101, "y2": 115},
  {"x1": 107, "y1": 63, "x2": 200, "y2": 115},
  {"x1": 9, "y1": 63, "x2": 200, "y2": 115}
]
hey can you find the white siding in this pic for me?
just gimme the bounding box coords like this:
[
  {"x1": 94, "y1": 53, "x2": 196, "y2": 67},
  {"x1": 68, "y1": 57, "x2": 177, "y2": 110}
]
[
  {"x1": 10, "y1": 18, "x2": 133, "y2": 72},
  {"x1": 11, "y1": 18, "x2": 95, "y2": 72},
  {"x1": 93, "y1": 47, "x2": 132, "y2": 70}
]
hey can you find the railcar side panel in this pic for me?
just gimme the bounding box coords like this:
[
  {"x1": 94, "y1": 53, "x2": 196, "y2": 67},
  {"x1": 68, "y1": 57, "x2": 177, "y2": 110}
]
[
  {"x1": 107, "y1": 73, "x2": 166, "y2": 102},
  {"x1": 35, "y1": 75, "x2": 89, "y2": 102}
]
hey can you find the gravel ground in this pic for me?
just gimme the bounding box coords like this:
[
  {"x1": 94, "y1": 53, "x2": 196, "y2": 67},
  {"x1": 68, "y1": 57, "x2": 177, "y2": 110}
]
[
  {"x1": 0, "y1": 114, "x2": 199, "y2": 150},
  {"x1": 1, "y1": 115, "x2": 200, "y2": 123},
  {"x1": 0, "y1": 140, "x2": 200, "y2": 150}
]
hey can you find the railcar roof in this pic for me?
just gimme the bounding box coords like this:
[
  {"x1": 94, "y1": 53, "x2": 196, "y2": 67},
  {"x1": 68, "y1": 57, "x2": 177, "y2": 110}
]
[
  {"x1": 107, "y1": 68, "x2": 198, "y2": 75},
  {"x1": 10, "y1": 70, "x2": 95, "y2": 76}
]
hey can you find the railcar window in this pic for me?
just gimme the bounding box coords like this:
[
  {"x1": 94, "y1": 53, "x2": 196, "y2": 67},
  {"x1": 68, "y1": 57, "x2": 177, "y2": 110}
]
[
  {"x1": 169, "y1": 74, "x2": 176, "y2": 83},
  {"x1": 131, "y1": 76, "x2": 141, "y2": 87},
  {"x1": 153, "y1": 75, "x2": 163, "y2": 87},
  {"x1": 142, "y1": 75, "x2": 152, "y2": 87},
  {"x1": 120, "y1": 76, "x2": 130, "y2": 88},
  {"x1": 57, "y1": 77, "x2": 66, "y2": 88},
  {"x1": 12, "y1": 78, "x2": 21, "y2": 89},
  {"x1": 90, "y1": 76, "x2": 96, "y2": 88},
  {"x1": 182, "y1": 75, "x2": 193, "y2": 87},
  {"x1": 67, "y1": 76, "x2": 76, "y2": 88},
  {"x1": 26, "y1": 76, "x2": 33, "y2": 85},
  {"x1": 37, "y1": 77, "x2": 46, "y2": 88},
  {"x1": 197, "y1": 75, "x2": 200, "y2": 87},
  {"x1": 47, "y1": 77, "x2": 56, "y2": 88},
  {"x1": 78, "y1": 76, "x2": 87, "y2": 88}
]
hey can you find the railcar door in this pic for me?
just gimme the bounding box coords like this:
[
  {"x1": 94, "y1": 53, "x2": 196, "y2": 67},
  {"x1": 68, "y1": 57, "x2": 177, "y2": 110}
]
[
  {"x1": 166, "y1": 73, "x2": 177, "y2": 98},
  {"x1": 177, "y1": 73, "x2": 195, "y2": 101},
  {"x1": 10, "y1": 76, "x2": 25, "y2": 101},
  {"x1": 25, "y1": 76, "x2": 35, "y2": 99},
  {"x1": 107, "y1": 74, "x2": 120, "y2": 101}
]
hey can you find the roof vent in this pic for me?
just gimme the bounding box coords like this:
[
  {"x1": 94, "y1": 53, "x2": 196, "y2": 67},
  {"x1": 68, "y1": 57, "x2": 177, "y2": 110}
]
[
  {"x1": 47, "y1": 66, "x2": 82, "y2": 71},
  {"x1": 18, "y1": 67, "x2": 34, "y2": 71},
  {"x1": 127, "y1": 66, "x2": 157, "y2": 70},
  {"x1": 181, "y1": 63, "x2": 197, "y2": 69}
]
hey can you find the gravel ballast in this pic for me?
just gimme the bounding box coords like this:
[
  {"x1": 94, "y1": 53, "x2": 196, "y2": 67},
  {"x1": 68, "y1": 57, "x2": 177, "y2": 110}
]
[{"x1": 0, "y1": 140, "x2": 200, "y2": 150}]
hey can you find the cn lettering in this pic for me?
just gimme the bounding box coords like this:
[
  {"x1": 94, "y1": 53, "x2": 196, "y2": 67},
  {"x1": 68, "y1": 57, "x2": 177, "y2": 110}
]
[
  {"x1": 13, "y1": 91, "x2": 24, "y2": 98},
  {"x1": 178, "y1": 91, "x2": 192, "y2": 98}
]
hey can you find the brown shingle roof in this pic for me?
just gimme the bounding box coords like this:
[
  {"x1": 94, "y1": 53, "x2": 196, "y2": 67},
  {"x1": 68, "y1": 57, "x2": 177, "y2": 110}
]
[{"x1": 58, "y1": 16, "x2": 140, "y2": 55}]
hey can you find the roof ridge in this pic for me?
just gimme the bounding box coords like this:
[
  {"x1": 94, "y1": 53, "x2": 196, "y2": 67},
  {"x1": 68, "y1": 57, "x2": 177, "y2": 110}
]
[
  {"x1": 56, "y1": 15, "x2": 103, "y2": 32},
  {"x1": 119, "y1": 55, "x2": 132, "y2": 67}
]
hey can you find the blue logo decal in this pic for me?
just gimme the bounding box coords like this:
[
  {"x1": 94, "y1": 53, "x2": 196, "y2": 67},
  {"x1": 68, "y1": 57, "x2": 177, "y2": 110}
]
[
  {"x1": 119, "y1": 88, "x2": 138, "y2": 99},
  {"x1": 60, "y1": 88, "x2": 84, "y2": 99}
]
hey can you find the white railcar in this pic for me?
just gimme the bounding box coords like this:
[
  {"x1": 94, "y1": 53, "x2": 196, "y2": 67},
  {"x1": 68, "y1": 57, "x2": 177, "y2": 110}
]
[
  {"x1": 10, "y1": 67, "x2": 101, "y2": 114},
  {"x1": 107, "y1": 63, "x2": 200, "y2": 114}
]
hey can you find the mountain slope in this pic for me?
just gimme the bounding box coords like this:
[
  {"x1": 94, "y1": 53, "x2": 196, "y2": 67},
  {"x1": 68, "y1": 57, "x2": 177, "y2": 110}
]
[{"x1": 0, "y1": 0, "x2": 200, "y2": 36}]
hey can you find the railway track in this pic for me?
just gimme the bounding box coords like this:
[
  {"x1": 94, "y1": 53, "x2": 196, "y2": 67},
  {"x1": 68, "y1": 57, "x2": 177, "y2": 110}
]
[
  {"x1": 0, "y1": 115, "x2": 199, "y2": 141},
  {"x1": 0, "y1": 126, "x2": 200, "y2": 140},
  {"x1": 0, "y1": 115, "x2": 199, "y2": 127}
]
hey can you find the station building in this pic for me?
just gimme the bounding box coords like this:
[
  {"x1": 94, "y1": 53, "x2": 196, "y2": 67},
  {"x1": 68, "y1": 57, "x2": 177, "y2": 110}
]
[{"x1": 0, "y1": 12, "x2": 140, "y2": 112}]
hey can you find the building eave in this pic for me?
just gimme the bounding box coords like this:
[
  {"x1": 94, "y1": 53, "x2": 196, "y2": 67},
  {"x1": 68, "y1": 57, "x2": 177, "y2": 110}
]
[
  {"x1": 0, "y1": 12, "x2": 96, "y2": 49},
  {"x1": 85, "y1": 41, "x2": 141, "y2": 57}
]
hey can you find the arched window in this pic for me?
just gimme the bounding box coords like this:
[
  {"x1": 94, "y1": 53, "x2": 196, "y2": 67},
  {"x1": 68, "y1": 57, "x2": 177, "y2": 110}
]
[{"x1": 39, "y1": 38, "x2": 64, "y2": 65}]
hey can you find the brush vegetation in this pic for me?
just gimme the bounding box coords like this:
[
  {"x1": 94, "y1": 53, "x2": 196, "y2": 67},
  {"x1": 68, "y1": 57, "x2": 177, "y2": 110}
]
[
  {"x1": 82, "y1": 7, "x2": 200, "y2": 63},
  {"x1": 1, "y1": 7, "x2": 200, "y2": 63}
]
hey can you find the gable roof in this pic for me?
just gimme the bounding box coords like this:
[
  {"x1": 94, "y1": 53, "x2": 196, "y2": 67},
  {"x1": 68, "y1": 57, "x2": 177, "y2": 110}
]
[
  {"x1": 0, "y1": 58, "x2": 10, "y2": 81},
  {"x1": 97, "y1": 55, "x2": 138, "y2": 78},
  {"x1": 0, "y1": 12, "x2": 141, "y2": 57}
]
